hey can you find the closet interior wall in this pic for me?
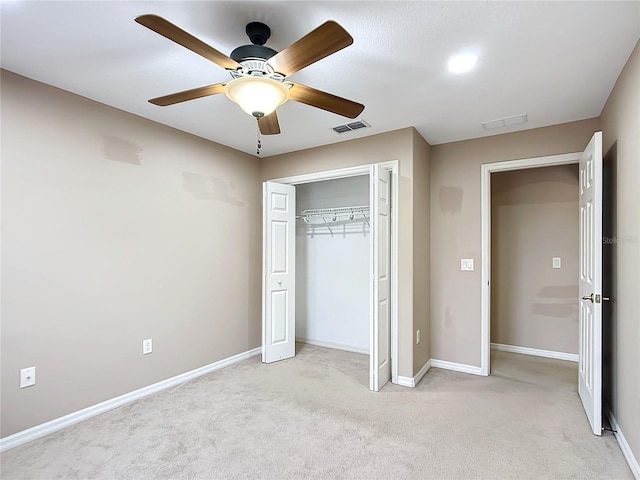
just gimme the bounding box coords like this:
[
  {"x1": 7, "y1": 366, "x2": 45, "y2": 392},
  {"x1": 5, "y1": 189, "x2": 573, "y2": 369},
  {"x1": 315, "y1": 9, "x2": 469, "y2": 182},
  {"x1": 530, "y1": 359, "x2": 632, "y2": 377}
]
[{"x1": 295, "y1": 175, "x2": 370, "y2": 353}]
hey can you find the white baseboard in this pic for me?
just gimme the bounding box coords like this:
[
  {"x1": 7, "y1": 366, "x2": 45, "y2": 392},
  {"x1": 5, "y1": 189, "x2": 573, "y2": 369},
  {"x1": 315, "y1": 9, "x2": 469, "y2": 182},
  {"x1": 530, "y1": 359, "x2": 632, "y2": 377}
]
[
  {"x1": 605, "y1": 408, "x2": 640, "y2": 479},
  {"x1": 414, "y1": 359, "x2": 432, "y2": 386},
  {"x1": 296, "y1": 337, "x2": 369, "y2": 355},
  {"x1": 0, "y1": 347, "x2": 261, "y2": 453},
  {"x1": 431, "y1": 359, "x2": 483, "y2": 376},
  {"x1": 491, "y1": 343, "x2": 579, "y2": 362},
  {"x1": 397, "y1": 359, "x2": 431, "y2": 388}
]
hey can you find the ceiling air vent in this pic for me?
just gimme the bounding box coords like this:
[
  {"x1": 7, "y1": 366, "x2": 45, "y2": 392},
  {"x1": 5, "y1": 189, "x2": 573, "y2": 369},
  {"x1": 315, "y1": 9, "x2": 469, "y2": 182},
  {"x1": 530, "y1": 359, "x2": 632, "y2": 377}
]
[
  {"x1": 481, "y1": 113, "x2": 528, "y2": 130},
  {"x1": 332, "y1": 120, "x2": 370, "y2": 134}
]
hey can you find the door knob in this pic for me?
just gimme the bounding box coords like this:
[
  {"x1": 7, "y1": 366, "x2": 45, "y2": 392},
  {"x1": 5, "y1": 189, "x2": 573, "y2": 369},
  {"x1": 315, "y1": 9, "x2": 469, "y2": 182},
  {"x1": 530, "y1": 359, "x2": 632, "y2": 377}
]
[
  {"x1": 277, "y1": 280, "x2": 282, "y2": 286},
  {"x1": 582, "y1": 293, "x2": 594, "y2": 302}
]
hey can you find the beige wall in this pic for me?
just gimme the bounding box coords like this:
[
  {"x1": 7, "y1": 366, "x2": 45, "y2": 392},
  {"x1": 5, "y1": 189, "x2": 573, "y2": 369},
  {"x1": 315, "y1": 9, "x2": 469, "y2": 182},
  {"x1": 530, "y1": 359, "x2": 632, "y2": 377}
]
[
  {"x1": 430, "y1": 118, "x2": 600, "y2": 367},
  {"x1": 491, "y1": 165, "x2": 579, "y2": 354},
  {"x1": 599, "y1": 40, "x2": 640, "y2": 465},
  {"x1": 262, "y1": 127, "x2": 431, "y2": 378},
  {"x1": 0, "y1": 71, "x2": 262, "y2": 436},
  {"x1": 412, "y1": 130, "x2": 431, "y2": 371}
]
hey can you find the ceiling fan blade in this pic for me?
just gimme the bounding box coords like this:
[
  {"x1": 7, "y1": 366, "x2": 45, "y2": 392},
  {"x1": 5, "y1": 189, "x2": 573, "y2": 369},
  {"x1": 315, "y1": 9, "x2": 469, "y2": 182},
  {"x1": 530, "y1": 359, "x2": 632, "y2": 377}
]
[
  {"x1": 289, "y1": 83, "x2": 364, "y2": 119},
  {"x1": 135, "y1": 15, "x2": 242, "y2": 71},
  {"x1": 149, "y1": 83, "x2": 226, "y2": 106},
  {"x1": 258, "y1": 112, "x2": 281, "y2": 135},
  {"x1": 267, "y1": 21, "x2": 353, "y2": 77}
]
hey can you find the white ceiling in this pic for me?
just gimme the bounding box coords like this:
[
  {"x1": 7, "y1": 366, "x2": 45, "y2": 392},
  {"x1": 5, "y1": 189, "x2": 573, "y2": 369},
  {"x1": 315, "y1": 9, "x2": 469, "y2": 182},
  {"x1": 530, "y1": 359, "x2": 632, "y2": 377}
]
[{"x1": 2, "y1": 1, "x2": 639, "y2": 157}]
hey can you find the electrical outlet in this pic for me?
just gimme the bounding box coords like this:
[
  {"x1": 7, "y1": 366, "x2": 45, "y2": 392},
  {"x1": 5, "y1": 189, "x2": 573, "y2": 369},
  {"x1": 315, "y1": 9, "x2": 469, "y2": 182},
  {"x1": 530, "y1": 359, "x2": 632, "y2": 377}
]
[
  {"x1": 20, "y1": 366, "x2": 36, "y2": 388},
  {"x1": 143, "y1": 338, "x2": 153, "y2": 355},
  {"x1": 416, "y1": 330, "x2": 421, "y2": 345},
  {"x1": 553, "y1": 257, "x2": 562, "y2": 269}
]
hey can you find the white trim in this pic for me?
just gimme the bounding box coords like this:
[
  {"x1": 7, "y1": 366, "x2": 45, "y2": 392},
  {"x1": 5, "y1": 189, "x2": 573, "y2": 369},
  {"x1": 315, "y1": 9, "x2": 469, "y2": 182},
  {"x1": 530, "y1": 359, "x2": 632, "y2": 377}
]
[
  {"x1": 369, "y1": 164, "x2": 377, "y2": 391},
  {"x1": 431, "y1": 359, "x2": 483, "y2": 376},
  {"x1": 481, "y1": 160, "x2": 491, "y2": 376},
  {"x1": 296, "y1": 338, "x2": 369, "y2": 355},
  {"x1": 387, "y1": 161, "x2": 400, "y2": 385},
  {"x1": 414, "y1": 359, "x2": 432, "y2": 386},
  {"x1": 605, "y1": 408, "x2": 640, "y2": 479},
  {"x1": 396, "y1": 359, "x2": 432, "y2": 388},
  {"x1": 261, "y1": 183, "x2": 267, "y2": 362},
  {"x1": 481, "y1": 152, "x2": 582, "y2": 377},
  {"x1": 396, "y1": 376, "x2": 414, "y2": 388},
  {"x1": 491, "y1": 343, "x2": 578, "y2": 362},
  {"x1": 270, "y1": 164, "x2": 371, "y2": 185},
  {"x1": 267, "y1": 161, "x2": 400, "y2": 390},
  {"x1": 0, "y1": 347, "x2": 261, "y2": 453}
]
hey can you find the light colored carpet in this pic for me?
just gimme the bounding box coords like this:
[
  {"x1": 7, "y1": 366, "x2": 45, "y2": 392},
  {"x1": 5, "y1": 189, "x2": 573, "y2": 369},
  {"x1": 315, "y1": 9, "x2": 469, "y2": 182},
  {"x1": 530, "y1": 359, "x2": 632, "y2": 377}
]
[
  {"x1": 1, "y1": 344, "x2": 632, "y2": 479},
  {"x1": 490, "y1": 349, "x2": 579, "y2": 393}
]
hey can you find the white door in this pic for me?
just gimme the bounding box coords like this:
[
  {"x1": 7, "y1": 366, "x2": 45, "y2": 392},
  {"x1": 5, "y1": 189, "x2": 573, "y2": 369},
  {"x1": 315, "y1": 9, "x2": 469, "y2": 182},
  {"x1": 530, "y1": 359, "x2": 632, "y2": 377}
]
[
  {"x1": 371, "y1": 166, "x2": 391, "y2": 391},
  {"x1": 578, "y1": 131, "x2": 603, "y2": 436},
  {"x1": 262, "y1": 181, "x2": 296, "y2": 363}
]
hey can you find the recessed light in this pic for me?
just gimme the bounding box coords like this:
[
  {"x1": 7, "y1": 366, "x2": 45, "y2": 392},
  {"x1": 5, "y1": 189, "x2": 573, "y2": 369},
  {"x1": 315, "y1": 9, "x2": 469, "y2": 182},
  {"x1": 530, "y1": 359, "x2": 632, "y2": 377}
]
[{"x1": 447, "y1": 53, "x2": 478, "y2": 74}]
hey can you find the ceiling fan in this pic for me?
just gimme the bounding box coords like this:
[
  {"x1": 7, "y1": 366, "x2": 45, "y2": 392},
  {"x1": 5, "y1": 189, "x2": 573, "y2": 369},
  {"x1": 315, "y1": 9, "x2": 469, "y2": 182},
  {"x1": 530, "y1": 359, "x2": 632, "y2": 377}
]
[{"x1": 135, "y1": 15, "x2": 365, "y2": 135}]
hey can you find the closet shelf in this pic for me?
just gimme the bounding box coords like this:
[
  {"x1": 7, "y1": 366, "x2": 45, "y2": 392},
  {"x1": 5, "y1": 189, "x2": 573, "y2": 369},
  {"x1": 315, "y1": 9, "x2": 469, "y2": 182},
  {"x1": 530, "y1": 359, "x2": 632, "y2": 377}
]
[{"x1": 297, "y1": 205, "x2": 370, "y2": 227}]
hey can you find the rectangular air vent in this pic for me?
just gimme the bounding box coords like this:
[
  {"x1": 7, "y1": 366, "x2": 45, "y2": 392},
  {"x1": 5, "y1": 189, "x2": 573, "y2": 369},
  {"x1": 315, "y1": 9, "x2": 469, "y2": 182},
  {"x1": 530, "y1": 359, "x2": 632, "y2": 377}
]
[
  {"x1": 481, "y1": 113, "x2": 528, "y2": 130},
  {"x1": 332, "y1": 120, "x2": 370, "y2": 134}
]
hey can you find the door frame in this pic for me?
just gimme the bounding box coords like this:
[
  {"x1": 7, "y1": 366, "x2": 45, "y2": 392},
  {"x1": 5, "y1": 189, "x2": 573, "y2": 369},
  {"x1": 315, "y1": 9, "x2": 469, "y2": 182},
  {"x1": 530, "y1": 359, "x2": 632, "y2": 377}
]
[
  {"x1": 480, "y1": 152, "x2": 581, "y2": 376},
  {"x1": 268, "y1": 160, "x2": 400, "y2": 385}
]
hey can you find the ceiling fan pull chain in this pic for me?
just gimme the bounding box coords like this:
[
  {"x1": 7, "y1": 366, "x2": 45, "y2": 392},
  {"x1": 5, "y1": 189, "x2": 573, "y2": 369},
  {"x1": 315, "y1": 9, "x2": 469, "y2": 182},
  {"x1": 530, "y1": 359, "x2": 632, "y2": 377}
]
[{"x1": 256, "y1": 121, "x2": 262, "y2": 155}]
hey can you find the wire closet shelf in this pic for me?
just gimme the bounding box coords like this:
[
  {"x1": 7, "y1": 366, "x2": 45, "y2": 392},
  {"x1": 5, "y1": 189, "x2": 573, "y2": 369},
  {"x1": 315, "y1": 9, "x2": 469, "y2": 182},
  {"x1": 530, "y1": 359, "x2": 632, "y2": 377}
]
[{"x1": 296, "y1": 205, "x2": 370, "y2": 228}]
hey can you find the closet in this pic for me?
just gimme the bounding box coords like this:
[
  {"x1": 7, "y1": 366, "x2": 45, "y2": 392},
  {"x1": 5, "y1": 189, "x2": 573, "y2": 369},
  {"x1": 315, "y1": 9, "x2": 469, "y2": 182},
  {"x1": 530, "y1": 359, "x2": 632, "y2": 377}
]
[
  {"x1": 262, "y1": 162, "x2": 393, "y2": 391},
  {"x1": 295, "y1": 175, "x2": 371, "y2": 354}
]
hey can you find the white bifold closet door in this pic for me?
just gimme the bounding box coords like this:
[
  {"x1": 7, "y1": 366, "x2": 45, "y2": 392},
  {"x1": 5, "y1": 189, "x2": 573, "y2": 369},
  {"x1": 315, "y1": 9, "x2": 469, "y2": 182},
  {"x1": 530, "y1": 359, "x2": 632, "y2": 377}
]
[
  {"x1": 370, "y1": 165, "x2": 391, "y2": 391},
  {"x1": 262, "y1": 181, "x2": 296, "y2": 364}
]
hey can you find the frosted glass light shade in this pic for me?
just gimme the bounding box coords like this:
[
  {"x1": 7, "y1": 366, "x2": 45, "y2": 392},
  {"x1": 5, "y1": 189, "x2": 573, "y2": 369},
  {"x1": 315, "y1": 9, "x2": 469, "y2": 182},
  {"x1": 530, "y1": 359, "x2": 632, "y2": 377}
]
[{"x1": 225, "y1": 77, "x2": 289, "y2": 118}]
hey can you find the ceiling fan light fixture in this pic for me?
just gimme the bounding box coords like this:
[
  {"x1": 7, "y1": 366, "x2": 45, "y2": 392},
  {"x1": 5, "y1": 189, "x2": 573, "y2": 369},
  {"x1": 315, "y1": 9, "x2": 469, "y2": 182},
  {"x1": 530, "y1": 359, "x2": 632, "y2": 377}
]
[{"x1": 224, "y1": 76, "x2": 289, "y2": 118}]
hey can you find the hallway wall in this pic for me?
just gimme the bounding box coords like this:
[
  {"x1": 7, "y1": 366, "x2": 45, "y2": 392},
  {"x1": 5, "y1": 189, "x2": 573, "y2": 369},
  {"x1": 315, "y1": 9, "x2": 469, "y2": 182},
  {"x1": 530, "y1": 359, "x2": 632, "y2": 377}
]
[{"x1": 491, "y1": 165, "x2": 579, "y2": 354}]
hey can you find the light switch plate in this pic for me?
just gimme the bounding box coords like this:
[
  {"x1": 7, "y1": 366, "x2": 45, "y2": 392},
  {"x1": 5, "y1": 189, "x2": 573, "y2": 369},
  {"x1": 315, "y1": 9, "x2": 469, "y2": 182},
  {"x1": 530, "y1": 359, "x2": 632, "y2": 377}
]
[
  {"x1": 461, "y1": 259, "x2": 474, "y2": 271},
  {"x1": 553, "y1": 257, "x2": 561, "y2": 269}
]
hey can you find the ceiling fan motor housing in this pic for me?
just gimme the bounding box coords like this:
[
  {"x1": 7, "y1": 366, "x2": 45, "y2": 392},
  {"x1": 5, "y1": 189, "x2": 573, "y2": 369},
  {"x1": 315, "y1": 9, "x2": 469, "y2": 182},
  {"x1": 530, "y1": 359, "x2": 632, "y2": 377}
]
[
  {"x1": 230, "y1": 44, "x2": 278, "y2": 64},
  {"x1": 246, "y1": 22, "x2": 271, "y2": 46},
  {"x1": 230, "y1": 22, "x2": 278, "y2": 72}
]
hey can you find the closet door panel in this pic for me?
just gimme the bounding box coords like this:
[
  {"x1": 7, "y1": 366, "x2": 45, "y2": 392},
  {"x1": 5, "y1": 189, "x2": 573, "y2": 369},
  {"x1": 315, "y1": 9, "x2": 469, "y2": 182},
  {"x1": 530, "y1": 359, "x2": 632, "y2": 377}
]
[
  {"x1": 263, "y1": 182, "x2": 296, "y2": 363},
  {"x1": 371, "y1": 166, "x2": 391, "y2": 391}
]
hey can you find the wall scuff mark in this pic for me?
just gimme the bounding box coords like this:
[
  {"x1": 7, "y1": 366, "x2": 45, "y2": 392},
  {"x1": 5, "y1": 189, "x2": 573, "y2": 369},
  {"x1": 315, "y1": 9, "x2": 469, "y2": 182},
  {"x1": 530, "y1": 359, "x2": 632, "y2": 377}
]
[
  {"x1": 102, "y1": 137, "x2": 142, "y2": 165},
  {"x1": 439, "y1": 186, "x2": 463, "y2": 214},
  {"x1": 182, "y1": 172, "x2": 244, "y2": 206}
]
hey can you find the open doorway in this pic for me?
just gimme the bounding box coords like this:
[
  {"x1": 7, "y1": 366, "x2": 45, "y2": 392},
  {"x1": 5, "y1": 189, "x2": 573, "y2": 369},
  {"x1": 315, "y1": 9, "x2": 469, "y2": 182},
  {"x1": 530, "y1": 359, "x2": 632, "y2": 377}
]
[
  {"x1": 489, "y1": 165, "x2": 580, "y2": 392},
  {"x1": 262, "y1": 162, "x2": 399, "y2": 392},
  {"x1": 480, "y1": 151, "x2": 582, "y2": 376},
  {"x1": 481, "y1": 132, "x2": 605, "y2": 435}
]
